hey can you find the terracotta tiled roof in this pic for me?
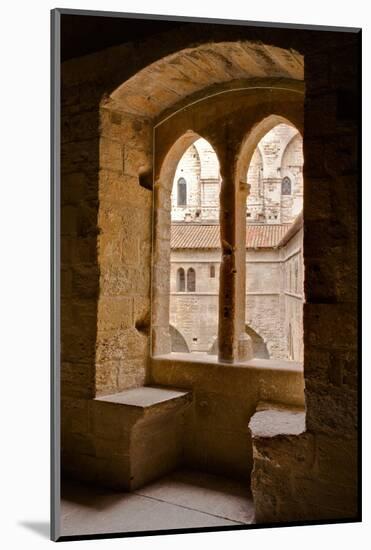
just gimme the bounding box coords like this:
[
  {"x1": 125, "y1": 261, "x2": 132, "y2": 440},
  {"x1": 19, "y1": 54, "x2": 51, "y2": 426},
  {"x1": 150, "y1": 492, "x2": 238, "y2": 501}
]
[
  {"x1": 246, "y1": 223, "x2": 292, "y2": 248},
  {"x1": 170, "y1": 222, "x2": 292, "y2": 249}
]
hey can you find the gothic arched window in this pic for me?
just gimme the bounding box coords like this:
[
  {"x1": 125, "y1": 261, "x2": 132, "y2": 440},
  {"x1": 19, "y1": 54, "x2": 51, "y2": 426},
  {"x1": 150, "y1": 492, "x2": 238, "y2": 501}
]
[
  {"x1": 177, "y1": 268, "x2": 185, "y2": 292},
  {"x1": 187, "y1": 268, "x2": 196, "y2": 292},
  {"x1": 177, "y1": 177, "x2": 187, "y2": 206},
  {"x1": 282, "y1": 176, "x2": 292, "y2": 195}
]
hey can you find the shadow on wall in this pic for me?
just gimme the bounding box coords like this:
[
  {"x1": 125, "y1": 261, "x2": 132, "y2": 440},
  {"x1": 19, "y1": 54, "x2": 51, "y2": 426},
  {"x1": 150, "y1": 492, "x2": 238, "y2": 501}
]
[
  {"x1": 207, "y1": 326, "x2": 269, "y2": 358},
  {"x1": 169, "y1": 324, "x2": 190, "y2": 352},
  {"x1": 61, "y1": 105, "x2": 101, "y2": 400},
  {"x1": 245, "y1": 325, "x2": 270, "y2": 359}
]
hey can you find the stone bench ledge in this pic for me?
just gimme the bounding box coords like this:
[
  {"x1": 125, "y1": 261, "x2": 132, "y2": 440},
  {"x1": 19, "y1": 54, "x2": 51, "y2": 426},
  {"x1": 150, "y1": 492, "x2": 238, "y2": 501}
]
[
  {"x1": 94, "y1": 385, "x2": 191, "y2": 413},
  {"x1": 249, "y1": 401, "x2": 306, "y2": 438},
  {"x1": 78, "y1": 386, "x2": 193, "y2": 491}
]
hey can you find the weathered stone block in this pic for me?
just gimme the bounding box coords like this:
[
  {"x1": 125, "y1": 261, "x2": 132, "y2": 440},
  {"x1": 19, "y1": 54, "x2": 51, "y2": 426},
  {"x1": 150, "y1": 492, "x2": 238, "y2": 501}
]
[
  {"x1": 123, "y1": 146, "x2": 151, "y2": 177},
  {"x1": 99, "y1": 138, "x2": 123, "y2": 172},
  {"x1": 98, "y1": 296, "x2": 133, "y2": 332},
  {"x1": 100, "y1": 264, "x2": 150, "y2": 296},
  {"x1": 99, "y1": 171, "x2": 152, "y2": 209},
  {"x1": 94, "y1": 360, "x2": 119, "y2": 396},
  {"x1": 304, "y1": 303, "x2": 357, "y2": 350},
  {"x1": 314, "y1": 434, "x2": 357, "y2": 487},
  {"x1": 96, "y1": 328, "x2": 148, "y2": 363},
  {"x1": 83, "y1": 387, "x2": 192, "y2": 489},
  {"x1": 305, "y1": 379, "x2": 357, "y2": 435},
  {"x1": 117, "y1": 358, "x2": 147, "y2": 390},
  {"x1": 151, "y1": 327, "x2": 172, "y2": 356}
]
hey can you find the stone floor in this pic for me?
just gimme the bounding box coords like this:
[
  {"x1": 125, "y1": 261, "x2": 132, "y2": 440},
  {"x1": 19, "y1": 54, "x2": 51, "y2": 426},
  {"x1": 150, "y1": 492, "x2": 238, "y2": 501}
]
[{"x1": 61, "y1": 469, "x2": 255, "y2": 537}]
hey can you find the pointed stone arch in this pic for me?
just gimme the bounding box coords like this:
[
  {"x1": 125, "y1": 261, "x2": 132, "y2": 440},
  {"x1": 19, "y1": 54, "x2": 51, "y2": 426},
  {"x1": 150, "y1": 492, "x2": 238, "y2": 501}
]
[{"x1": 169, "y1": 325, "x2": 190, "y2": 353}]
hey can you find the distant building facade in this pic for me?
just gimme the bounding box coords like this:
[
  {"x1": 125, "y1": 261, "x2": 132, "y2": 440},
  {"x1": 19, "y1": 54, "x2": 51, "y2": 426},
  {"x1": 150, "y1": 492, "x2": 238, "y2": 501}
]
[{"x1": 169, "y1": 125, "x2": 304, "y2": 362}]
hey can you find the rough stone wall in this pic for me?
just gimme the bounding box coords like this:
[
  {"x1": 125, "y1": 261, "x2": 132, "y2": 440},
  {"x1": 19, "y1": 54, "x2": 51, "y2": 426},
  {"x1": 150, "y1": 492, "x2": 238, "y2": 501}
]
[
  {"x1": 60, "y1": 66, "x2": 104, "y2": 468},
  {"x1": 250, "y1": 36, "x2": 359, "y2": 524},
  {"x1": 170, "y1": 249, "x2": 220, "y2": 352},
  {"x1": 280, "y1": 227, "x2": 304, "y2": 361},
  {"x1": 60, "y1": 56, "x2": 154, "y2": 476},
  {"x1": 59, "y1": 22, "x2": 358, "y2": 522},
  {"x1": 245, "y1": 249, "x2": 285, "y2": 358},
  {"x1": 96, "y1": 108, "x2": 153, "y2": 395},
  {"x1": 301, "y1": 33, "x2": 358, "y2": 520},
  {"x1": 60, "y1": 72, "x2": 104, "y2": 403}
]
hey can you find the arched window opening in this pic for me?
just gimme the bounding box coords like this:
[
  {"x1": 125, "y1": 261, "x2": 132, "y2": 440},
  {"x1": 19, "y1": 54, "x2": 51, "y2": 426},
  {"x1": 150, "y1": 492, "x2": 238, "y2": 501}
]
[
  {"x1": 244, "y1": 121, "x2": 304, "y2": 364},
  {"x1": 177, "y1": 177, "x2": 187, "y2": 206},
  {"x1": 177, "y1": 268, "x2": 185, "y2": 292},
  {"x1": 246, "y1": 123, "x2": 303, "y2": 224},
  {"x1": 187, "y1": 268, "x2": 196, "y2": 292},
  {"x1": 168, "y1": 136, "x2": 221, "y2": 355}
]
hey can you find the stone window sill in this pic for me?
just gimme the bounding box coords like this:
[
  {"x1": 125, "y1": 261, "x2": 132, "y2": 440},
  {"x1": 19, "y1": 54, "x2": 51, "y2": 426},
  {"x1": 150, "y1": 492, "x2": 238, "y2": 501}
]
[{"x1": 152, "y1": 352, "x2": 303, "y2": 373}]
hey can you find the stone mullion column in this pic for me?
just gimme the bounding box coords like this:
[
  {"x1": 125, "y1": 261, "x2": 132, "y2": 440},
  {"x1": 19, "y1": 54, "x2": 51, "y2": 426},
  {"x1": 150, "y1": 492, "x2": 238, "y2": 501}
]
[
  {"x1": 236, "y1": 181, "x2": 253, "y2": 361},
  {"x1": 217, "y1": 147, "x2": 237, "y2": 363},
  {"x1": 151, "y1": 179, "x2": 172, "y2": 356}
]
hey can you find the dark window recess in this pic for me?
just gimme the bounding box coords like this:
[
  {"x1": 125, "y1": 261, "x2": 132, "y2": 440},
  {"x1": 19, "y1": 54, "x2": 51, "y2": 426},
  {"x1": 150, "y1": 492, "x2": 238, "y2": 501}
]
[
  {"x1": 282, "y1": 176, "x2": 292, "y2": 195},
  {"x1": 210, "y1": 265, "x2": 215, "y2": 278},
  {"x1": 177, "y1": 177, "x2": 187, "y2": 206},
  {"x1": 337, "y1": 89, "x2": 358, "y2": 121},
  {"x1": 187, "y1": 268, "x2": 196, "y2": 292},
  {"x1": 177, "y1": 268, "x2": 185, "y2": 292}
]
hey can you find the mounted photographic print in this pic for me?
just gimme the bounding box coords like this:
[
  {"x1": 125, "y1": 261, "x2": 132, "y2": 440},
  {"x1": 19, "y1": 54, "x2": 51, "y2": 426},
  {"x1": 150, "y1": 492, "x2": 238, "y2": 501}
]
[{"x1": 51, "y1": 8, "x2": 361, "y2": 541}]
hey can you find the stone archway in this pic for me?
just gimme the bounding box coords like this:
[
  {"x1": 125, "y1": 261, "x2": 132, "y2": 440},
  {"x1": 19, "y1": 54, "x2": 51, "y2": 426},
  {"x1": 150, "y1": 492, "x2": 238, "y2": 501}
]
[
  {"x1": 59, "y1": 24, "x2": 359, "y2": 525},
  {"x1": 93, "y1": 41, "x2": 304, "y2": 389}
]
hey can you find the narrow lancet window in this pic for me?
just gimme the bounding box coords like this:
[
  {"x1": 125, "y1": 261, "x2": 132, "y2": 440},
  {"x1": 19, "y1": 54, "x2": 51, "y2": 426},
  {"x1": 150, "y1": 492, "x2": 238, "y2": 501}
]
[
  {"x1": 177, "y1": 177, "x2": 187, "y2": 206},
  {"x1": 177, "y1": 268, "x2": 185, "y2": 291},
  {"x1": 187, "y1": 268, "x2": 196, "y2": 292}
]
